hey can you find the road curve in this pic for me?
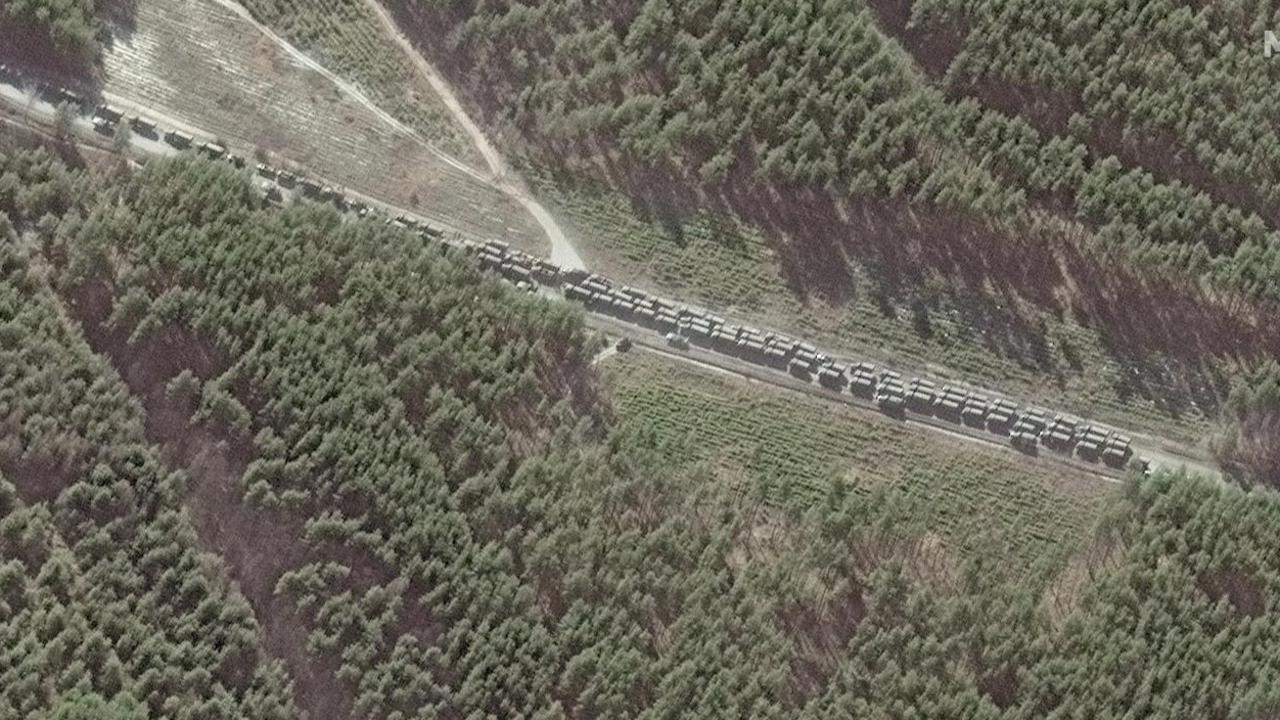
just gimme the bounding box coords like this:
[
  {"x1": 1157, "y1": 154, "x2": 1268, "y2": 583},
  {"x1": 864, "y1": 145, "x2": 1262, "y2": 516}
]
[
  {"x1": 359, "y1": 0, "x2": 586, "y2": 271},
  {"x1": 208, "y1": 0, "x2": 584, "y2": 269}
]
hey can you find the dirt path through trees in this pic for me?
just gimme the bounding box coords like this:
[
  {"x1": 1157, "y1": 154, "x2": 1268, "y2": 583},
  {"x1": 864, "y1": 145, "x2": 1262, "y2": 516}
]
[
  {"x1": 212, "y1": 0, "x2": 586, "y2": 270},
  {"x1": 359, "y1": 0, "x2": 586, "y2": 270}
]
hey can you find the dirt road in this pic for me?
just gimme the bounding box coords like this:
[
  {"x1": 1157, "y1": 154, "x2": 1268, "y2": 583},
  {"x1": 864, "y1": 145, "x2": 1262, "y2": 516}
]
[
  {"x1": 213, "y1": 0, "x2": 585, "y2": 270},
  {"x1": 359, "y1": 0, "x2": 586, "y2": 271}
]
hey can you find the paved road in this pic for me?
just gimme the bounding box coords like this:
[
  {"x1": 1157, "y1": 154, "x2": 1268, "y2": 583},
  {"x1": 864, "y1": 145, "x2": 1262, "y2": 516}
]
[
  {"x1": 582, "y1": 312, "x2": 1132, "y2": 485},
  {"x1": 0, "y1": 69, "x2": 1223, "y2": 488},
  {"x1": 0, "y1": 81, "x2": 179, "y2": 158},
  {"x1": 583, "y1": 309, "x2": 1225, "y2": 484}
]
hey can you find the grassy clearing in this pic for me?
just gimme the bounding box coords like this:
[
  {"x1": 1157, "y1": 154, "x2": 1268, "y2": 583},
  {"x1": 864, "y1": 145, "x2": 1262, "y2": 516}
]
[
  {"x1": 99, "y1": 0, "x2": 544, "y2": 251},
  {"x1": 237, "y1": 0, "x2": 478, "y2": 164},
  {"x1": 534, "y1": 166, "x2": 1221, "y2": 445},
  {"x1": 601, "y1": 350, "x2": 1116, "y2": 572}
]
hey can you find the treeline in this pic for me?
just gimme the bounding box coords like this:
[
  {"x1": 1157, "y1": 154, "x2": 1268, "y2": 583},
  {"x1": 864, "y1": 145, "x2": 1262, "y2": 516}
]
[
  {"x1": 1215, "y1": 361, "x2": 1280, "y2": 490},
  {"x1": 915, "y1": 0, "x2": 1280, "y2": 223},
  {"x1": 1, "y1": 0, "x2": 101, "y2": 66},
  {"x1": 8, "y1": 146, "x2": 1279, "y2": 718},
  {"x1": 394, "y1": 0, "x2": 1280, "y2": 302},
  {"x1": 0, "y1": 151, "x2": 297, "y2": 718}
]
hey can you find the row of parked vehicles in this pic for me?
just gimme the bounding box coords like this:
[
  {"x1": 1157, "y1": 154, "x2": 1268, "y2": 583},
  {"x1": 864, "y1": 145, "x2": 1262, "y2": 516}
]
[
  {"x1": 7, "y1": 66, "x2": 1145, "y2": 474},
  {"x1": 465, "y1": 239, "x2": 1145, "y2": 473}
]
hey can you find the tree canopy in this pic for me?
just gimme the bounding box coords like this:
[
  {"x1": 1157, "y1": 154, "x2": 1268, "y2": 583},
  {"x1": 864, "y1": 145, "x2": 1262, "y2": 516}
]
[
  {"x1": 2, "y1": 141, "x2": 1279, "y2": 719},
  {"x1": 1, "y1": 0, "x2": 101, "y2": 65}
]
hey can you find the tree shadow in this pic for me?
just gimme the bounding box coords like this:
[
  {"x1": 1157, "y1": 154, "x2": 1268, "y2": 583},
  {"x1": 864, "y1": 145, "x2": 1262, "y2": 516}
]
[{"x1": 383, "y1": 0, "x2": 1277, "y2": 422}]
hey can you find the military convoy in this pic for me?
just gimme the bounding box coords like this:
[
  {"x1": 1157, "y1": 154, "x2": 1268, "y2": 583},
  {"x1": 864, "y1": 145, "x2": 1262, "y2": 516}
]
[
  {"x1": 16, "y1": 72, "x2": 1145, "y2": 475},
  {"x1": 525, "y1": 250, "x2": 1142, "y2": 473}
]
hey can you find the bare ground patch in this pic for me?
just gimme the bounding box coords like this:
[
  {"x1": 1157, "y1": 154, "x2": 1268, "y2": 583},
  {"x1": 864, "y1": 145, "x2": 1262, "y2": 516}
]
[{"x1": 1198, "y1": 563, "x2": 1266, "y2": 619}]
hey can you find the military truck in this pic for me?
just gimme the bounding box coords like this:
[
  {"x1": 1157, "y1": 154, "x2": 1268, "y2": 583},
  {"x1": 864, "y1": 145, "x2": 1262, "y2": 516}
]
[
  {"x1": 788, "y1": 359, "x2": 813, "y2": 381},
  {"x1": 906, "y1": 379, "x2": 937, "y2": 412},
  {"x1": 738, "y1": 339, "x2": 767, "y2": 363},
  {"x1": 961, "y1": 395, "x2": 990, "y2": 427},
  {"x1": 164, "y1": 130, "x2": 193, "y2": 149},
  {"x1": 533, "y1": 260, "x2": 561, "y2": 284},
  {"x1": 631, "y1": 300, "x2": 656, "y2": 325},
  {"x1": 933, "y1": 386, "x2": 969, "y2": 422},
  {"x1": 1073, "y1": 424, "x2": 1112, "y2": 460},
  {"x1": 197, "y1": 141, "x2": 227, "y2": 160},
  {"x1": 95, "y1": 105, "x2": 124, "y2": 124},
  {"x1": 849, "y1": 363, "x2": 877, "y2": 398},
  {"x1": 985, "y1": 399, "x2": 1019, "y2": 434},
  {"x1": 1101, "y1": 434, "x2": 1133, "y2": 468},
  {"x1": 260, "y1": 182, "x2": 283, "y2": 205},
  {"x1": 818, "y1": 365, "x2": 848, "y2": 390},
  {"x1": 1011, "y1": 430, "x2": 1039, "y2": 454},
  {"x1": 562, "y1": 268, "x2": 590, "y2": 286},
  {"x1": 876, "y1": 378, "x2": 906, "y2": 414},
  {"x1": 298, "y1": 178, "x2": 324, "y2": 197},
  {"x1": 1011, "y1": 408, "x2": 1049, "y2": 439},
  {"x1": 610, "y1": 296, "x2": 636, "y2": 319},
  {"x1": 654, "y1": 310, "x2": 680, "y2": 334},
  {"x1": 1040, "y1": 416, "x2": 1079, "y2": 451},
  {"x1": 130, "y1": 116, "x2": 159, "y2": 137},
  {"x1": 61, "y1": 88, "x2": 83, "y2": 106}
]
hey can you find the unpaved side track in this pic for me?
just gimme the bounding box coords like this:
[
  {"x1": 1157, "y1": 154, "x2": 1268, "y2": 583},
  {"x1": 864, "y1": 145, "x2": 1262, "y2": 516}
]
[
  {"x1": 359, "y1": 0, "x2": 586, "y2": 271},
  {"x1": 215, "y1": 0, "x2": 585, "y2": 270}
]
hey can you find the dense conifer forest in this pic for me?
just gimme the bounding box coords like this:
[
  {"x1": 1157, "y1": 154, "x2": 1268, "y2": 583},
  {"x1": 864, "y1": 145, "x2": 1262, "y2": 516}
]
[
  {"x1": 390, "y1": 0, "x2": 1280, "y2": 302},
  {"x1": 0, "y1": 0, "x2": 102, "y2": 66},
  {"x1": 0, "y1": 152, "x2": 296, "y2": 719},
  {"x1": 3, "y1": 137, "x2": 1280, "y2": 718}
]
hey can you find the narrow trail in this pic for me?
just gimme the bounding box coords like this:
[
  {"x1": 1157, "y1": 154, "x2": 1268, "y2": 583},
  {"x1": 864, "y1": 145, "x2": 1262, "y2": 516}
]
[
  {"x1": 360, "y1": 0, "x2": 586, "y2": 271},
  {"x1": 209, "y1": 0, "x2": 492, "y2": 187},
  {"x1": 211, "y1": 0, "x2": 585, "y2": 270}
]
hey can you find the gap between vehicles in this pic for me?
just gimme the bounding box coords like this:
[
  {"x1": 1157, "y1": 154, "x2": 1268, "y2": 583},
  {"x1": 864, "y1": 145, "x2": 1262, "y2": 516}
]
[{"x1": 209, "y1": 0, "x2": 585, "y2": 271}]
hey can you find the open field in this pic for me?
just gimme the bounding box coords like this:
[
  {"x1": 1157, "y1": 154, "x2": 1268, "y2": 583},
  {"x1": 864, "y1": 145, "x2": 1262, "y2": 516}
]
[
  {"x1": 538, "y1": 168, "x2": 1224, "y2": 446},
  {"x1": 600, "y1": 350, "x2": 1118, "y2": 571},
  {"x1": 96, "y1": 0, "x2": 544, "y2": 251},
  {"x1": 236, "y1": 0, "x2": 478, "y2": 164}
]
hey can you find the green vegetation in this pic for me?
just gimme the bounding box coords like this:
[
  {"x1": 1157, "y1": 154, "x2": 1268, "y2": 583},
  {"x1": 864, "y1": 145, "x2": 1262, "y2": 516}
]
[
  {"x1": 1215, "y1": 361, "x2": 1280, "y2": 490},
  {"x1": 369, "y1": 0, "x2": 1280, "y2": 447},
  {"x1": 6, "y1": 133, "x2": 1280, "y2": 718},
  {"x1": 1, "y1": 0, "x2": 100, "y2": 65},
  {"x1": 601, "y1": 351, "x2": 1114, "y2": 571},
  {"x1": 0, "y1": 152, "x2": 296, "y2": 719},
  {"x1": 531, "y1": 168, "x2": 1224, "y2": 441},
  {"x1": 915, "y1": 0, "x2": 1280, "y2": 228},
  {"x1": 237, "y1": 0, "x2": 476, "y2": 161},
  {"x1": 400, "y1": 0, "x2": 1278, "y2": 297}
]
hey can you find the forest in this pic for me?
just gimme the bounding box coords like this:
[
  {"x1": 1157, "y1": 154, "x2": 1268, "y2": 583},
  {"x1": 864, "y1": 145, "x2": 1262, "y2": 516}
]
[
  {"x1": 381, "y1": 0, "x2": 1280, "y2": 301},
  {"x1": 0, "y1": 150, "x2": 296, "y2": 719},
  {"x1": 0, "y1": 0, "x2": 101, "y2": 66},
  {"x1": 4, "y1": 133, "x2": 1280, "y2": 718}
]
